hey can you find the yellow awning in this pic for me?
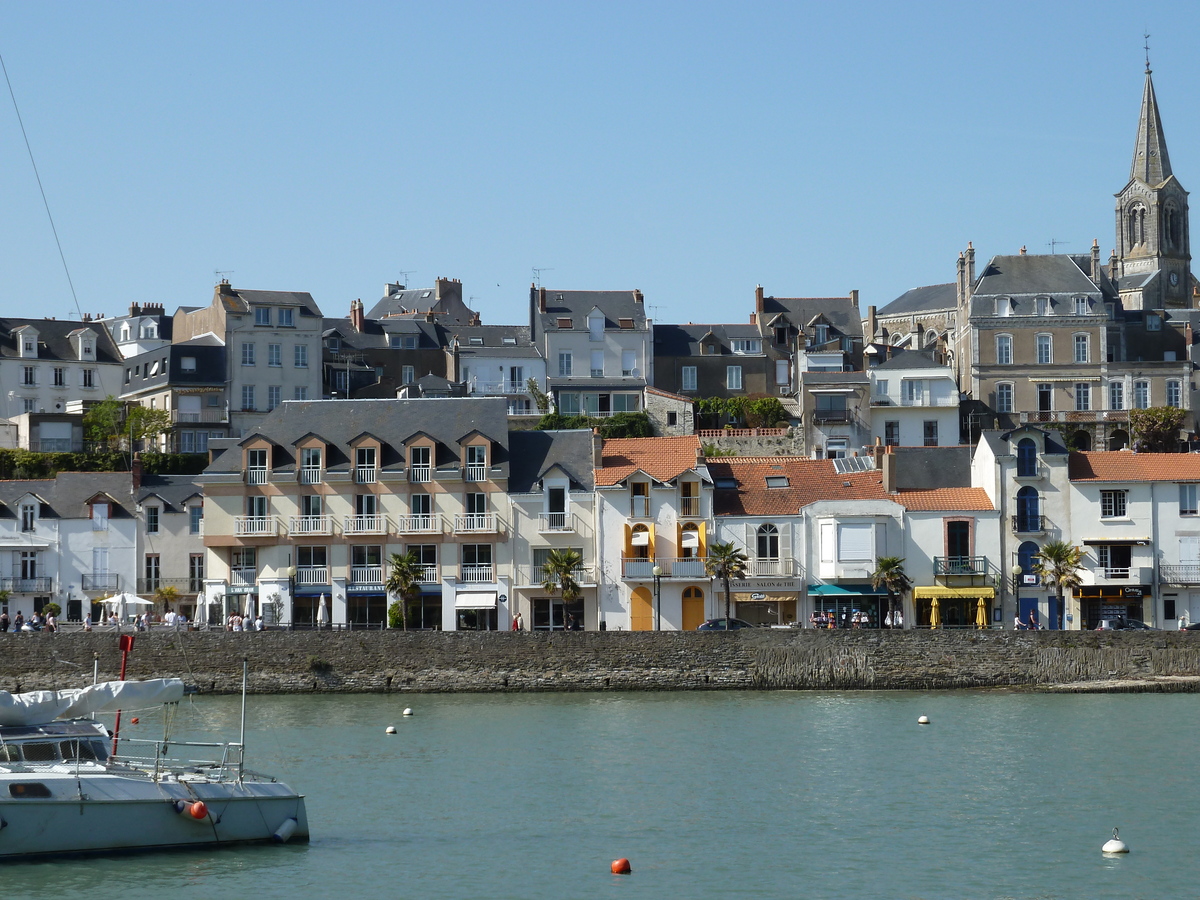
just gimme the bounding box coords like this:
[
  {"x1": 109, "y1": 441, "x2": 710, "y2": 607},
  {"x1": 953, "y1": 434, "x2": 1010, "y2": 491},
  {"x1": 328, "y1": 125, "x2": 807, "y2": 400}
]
[{"x1": 913, "y1": 586, "x2": 996, "y2": 600}]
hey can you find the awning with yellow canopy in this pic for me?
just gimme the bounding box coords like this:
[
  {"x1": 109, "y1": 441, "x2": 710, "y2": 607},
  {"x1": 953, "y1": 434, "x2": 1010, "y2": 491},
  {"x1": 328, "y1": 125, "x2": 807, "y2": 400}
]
[{"x1": 912, "y1": 586, "x2": 996, "y2": 600}]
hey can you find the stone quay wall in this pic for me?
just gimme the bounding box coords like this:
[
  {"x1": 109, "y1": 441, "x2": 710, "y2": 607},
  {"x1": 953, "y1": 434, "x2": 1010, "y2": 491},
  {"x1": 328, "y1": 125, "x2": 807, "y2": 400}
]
[{"x1": 5, "y1": 630, "x2": 1200, "y2": 694}]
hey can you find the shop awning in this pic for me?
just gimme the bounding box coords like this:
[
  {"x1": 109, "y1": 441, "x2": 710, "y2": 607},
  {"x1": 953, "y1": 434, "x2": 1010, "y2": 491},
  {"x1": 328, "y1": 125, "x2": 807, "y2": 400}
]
[
  {"x1": 731, "y1": 591, "x2": 798, "y2": 604},
  {"x1": 1081, "y1": 537, "x2": 1151, "y2": 546},
  {"x1": 913, "y1": 586, "x2": 996, "y2": 599},
  {"x1": 808, "y1": 583, "x2": 886, "y2": 596},
  {"x1": 454, "y1": 591, "x2": 497, "y2": 609}
]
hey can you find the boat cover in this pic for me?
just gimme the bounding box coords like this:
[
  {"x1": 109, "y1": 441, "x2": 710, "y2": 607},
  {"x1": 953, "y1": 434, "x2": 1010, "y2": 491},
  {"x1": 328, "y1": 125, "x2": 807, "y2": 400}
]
[{"x1": 0, "y1": 679, "x2": 185, "y2": 727}]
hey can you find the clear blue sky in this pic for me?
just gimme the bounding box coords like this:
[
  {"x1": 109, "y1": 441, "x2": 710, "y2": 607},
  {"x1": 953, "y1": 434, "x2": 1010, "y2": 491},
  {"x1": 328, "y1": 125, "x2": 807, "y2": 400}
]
[{"x1": 1, "y1": 1, "x2": 1195, "y2": 326}]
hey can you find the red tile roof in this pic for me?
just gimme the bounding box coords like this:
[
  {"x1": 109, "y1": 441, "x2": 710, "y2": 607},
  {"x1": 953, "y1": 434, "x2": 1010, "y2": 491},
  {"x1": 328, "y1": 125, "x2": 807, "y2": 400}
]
[
  {"x1": 1068, "y1": 450, "x2": 1200, "y2": 482},
  {"x1": 895, "y1": 488, "x2": 993, "y2": 511},
  {"x1": 596, "y1": 436, "x2": 702, "y2": 486}
]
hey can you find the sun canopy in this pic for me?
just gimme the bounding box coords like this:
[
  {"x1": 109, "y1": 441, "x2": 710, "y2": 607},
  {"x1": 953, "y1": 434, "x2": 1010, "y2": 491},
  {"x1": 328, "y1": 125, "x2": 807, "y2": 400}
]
[
  {"x1": 912, "y1": 586, "x2": 996, "y2": 599},
  {"x1": 0, "y1": 679, "x2": 185, "y2": 727}
]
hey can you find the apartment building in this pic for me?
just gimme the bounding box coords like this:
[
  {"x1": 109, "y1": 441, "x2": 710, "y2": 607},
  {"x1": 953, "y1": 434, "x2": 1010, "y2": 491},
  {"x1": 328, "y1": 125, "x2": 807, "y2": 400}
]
[{"x1": 0, "y1": 319, "x2": 123, "y2": 420}]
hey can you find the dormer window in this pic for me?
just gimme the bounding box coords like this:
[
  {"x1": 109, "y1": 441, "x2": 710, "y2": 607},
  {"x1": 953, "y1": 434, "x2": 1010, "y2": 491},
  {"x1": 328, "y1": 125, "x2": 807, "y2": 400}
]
[
  {"x1": 120, "y1": 324, "x2": 131, "y2": 341},
  {"x1": 328, "y1": 337, "x2": 340, "y2": 353},
  {"x1": 619, "y1": 318, "x2": 634, "y2": 330},
  {"x1": 731, "y1": 339, "x2": 761, "y2": 355},
  {"x1": 279, "y1": 308, "x2": 294, "y2": 327},
  {"x1": 588, "y1": 312, "x2": 605, "y2": 341},
  {"x1": 465, "y1": 445, "x2": 487, "y2": 482},
  {"x1": 557, "y1": 318, "x2": 574, "y2": 329},
  {"x1": 92, "y1": 502, "x2": 110, "y2": 531},
  {"x1": 1074, "y1": 297, "x2": 1089, "y2": 316},
  {"x1": 300, "y1": 447, "x2": 323, "y2": 484},
  {"x1": 1034, "y1": 297, "x2": 1050, "y2": 316},
  {"x1": 814, "y1": 325, "x2": 829, "y2": 344},
  {"x1": 20, "y1": 503, "x2": 36, "y2": 532},
  {"x1": 246, "y1": 448, "x2": 268, "y2": 484}
]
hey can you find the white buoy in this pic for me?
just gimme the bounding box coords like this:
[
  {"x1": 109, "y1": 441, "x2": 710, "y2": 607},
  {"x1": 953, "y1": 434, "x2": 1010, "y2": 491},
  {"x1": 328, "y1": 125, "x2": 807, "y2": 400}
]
[
  {"x1": 402, "y1": 707, "x2": 413, "y2": 717},
  {"x1": 918, "y1": 715, "x2": 930, "y2": 725},
  {"x1": 1102, "y1": 827, "x2": 1128, "y2": 854},
  {"x1": 385, "y1": 725, "x2": 397, "y2": 734}
]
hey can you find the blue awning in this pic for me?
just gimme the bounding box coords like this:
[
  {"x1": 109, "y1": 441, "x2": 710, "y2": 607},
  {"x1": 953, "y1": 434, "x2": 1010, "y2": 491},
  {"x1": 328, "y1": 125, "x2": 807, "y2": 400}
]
[{"x1": 808, "y1": 583, "x2": 886, "y2": 596}]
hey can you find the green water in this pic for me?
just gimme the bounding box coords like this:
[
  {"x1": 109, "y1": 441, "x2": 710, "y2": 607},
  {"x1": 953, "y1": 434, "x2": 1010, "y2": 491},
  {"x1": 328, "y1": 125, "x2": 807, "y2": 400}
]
[{"x1": 2, "y1": 690, "x2": 1195, "y2": 899}]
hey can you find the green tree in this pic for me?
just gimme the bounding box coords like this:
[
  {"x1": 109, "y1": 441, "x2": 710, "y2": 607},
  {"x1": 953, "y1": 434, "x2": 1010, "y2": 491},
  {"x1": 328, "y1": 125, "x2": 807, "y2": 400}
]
[
  {"x1": 601, "y1": 412, "x2": 652, "y2": 438},
  {"x1": 40, "y1": 601, "x2": 60, "y2": 619},
  {"x1": 526, "y1": 377, "x2": 551, "y2": 414},
  {"x1": 154, "y1": 584, "x2": 181, "y2": 614},
  {"x1": 83, "y1": 396, "x2": 125, "y2": 448},
  {"x1": 704, "y1": 541, "x2": 749, "y2": 630},
  {"x1": 747, "y1": 396, "x2": 788, "y2": 428},
  {"x1": 1033, "y1": 540, "x2": 1085, "y2": 630},
  {"x1": 541, "y1": 548, "x2": 583, "y2": 628},
  {"x1": 128, "y1": 406, "x2": 173, "y2": 449},
  {"x1": 385, "y1": 551, "x2": 423, "y2": 631},
  {"x1": 1130, "y1": 406, "x2": 1186, "y2": 452},
  {"x1": 870, "y1": 556, "x2": 911, "y2": 629}
]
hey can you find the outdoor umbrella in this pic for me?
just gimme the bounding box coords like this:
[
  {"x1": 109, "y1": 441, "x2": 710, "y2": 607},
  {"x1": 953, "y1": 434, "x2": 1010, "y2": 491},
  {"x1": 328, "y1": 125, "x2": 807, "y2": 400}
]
[
  {"x1": 317, "y1": 594, "x2": 329, "y2": 629},
  {"x1": 976, "y1": 597, "x2": 988, "y2": 630},
  {"x1": 929, "y1": 597, "x2": 941, "y2": 630}
]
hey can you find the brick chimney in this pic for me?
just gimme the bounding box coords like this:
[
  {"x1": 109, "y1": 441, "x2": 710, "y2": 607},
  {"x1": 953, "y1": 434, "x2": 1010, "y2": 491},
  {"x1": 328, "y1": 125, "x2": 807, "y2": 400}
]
[
  {"x1": 130, "y1": 453, "x2": 143, "y2": 493},
  {"x1": 349, "y1": 299, "x2": 365, "y2": 332},
  {"x1": 1090, "y1": 238, "x2": 1101, "y2": 282},
  {"x1": 593, "y1": 428, "x2": 604, "y2": 469},
  {"x1": 966, "y1": 241, "x2": 975, "y2": 284},
  {"x1": 633, "y1": 290, "x2": 644, "y2": 305},
  {"x1": 755, "y1": 284, "x2": 764, "y2": 318},
  {"x1": 956, "y1": 251, "x2": 968, "y2": 307},
  {"x1": 881, "y1": 445, "x2": 896, "y2": 493},
  {"x1": 128, "y1": 303, "x2": 141, "y2": 317},
  {"x1": 866, "y1": 305, "x2": 877, "y2": 342},
  {"x1": 539, "y1": 286, "x2": 547, "y2": 314}
]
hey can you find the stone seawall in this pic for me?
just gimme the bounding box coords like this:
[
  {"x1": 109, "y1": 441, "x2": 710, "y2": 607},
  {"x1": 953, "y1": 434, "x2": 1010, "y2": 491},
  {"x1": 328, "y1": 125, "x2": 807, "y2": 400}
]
[{"x1": 5, "y1": 630, "x2": 1200, "y2": 694}]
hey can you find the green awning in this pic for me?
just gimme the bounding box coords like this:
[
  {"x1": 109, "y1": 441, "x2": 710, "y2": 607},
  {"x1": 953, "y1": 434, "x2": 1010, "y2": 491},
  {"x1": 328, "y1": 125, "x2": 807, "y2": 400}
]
[{"x1": 808, "y1": 583, "x2": 886, "y2": 597}]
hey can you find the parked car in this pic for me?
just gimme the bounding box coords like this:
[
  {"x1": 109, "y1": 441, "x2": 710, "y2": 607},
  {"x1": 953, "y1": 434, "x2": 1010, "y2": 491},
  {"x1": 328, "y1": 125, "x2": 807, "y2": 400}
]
[
  {"x1": 1095, "y1": 617, "x2": 1157, "y2": 631},
  {"x1": 697, "y1": 618, "x2": 757, "y2": 631}
]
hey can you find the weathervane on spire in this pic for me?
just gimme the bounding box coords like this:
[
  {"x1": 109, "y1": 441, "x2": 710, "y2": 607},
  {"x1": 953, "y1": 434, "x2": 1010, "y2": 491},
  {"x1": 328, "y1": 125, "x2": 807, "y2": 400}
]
[{"x1": 1144, "y1": 32, "x2": 1151, "y2": 73}]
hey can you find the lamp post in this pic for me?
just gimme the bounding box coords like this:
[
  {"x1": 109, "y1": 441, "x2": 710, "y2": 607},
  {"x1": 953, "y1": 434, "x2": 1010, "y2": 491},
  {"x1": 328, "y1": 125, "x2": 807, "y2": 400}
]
[
  {"x1": 1010, "y1": 564, "x2": 1024, "y2": 628},
  {"x1": 651, "y1": 565, "x2": 663, "y2": 631},
  {"x1": 286, "y1": 565, "x2": 297, "y2": 630}
]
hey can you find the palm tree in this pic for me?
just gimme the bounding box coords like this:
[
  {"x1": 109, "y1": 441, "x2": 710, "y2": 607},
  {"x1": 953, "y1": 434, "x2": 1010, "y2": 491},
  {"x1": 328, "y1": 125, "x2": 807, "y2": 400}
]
[
  {"x1": 870, "y1": 556, "x2": 911, "y2": 629},
  {"x1": 704, "y1": 541, "x2": 749, "y2": 630},
  {"x1": 1033, "y1": 540, "x2": 1085, "y2": 630},
  {"x1": 385, "y1": 551, "x2": 423, "y2": 632},
  {"x1": 541, "y1": 548, "x2": 583, "y2": 629}
]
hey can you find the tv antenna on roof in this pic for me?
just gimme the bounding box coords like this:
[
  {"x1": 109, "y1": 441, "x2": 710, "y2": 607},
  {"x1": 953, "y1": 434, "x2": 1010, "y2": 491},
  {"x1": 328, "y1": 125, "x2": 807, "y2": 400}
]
[
  {"x1": 532, "y1": 266, "x2": 553, "y2": 288},
  {"x1": 1047, "y1": 239, "x2": 1070, "y2": 254},
  {"x1": 214, "y1": 269, "x2": 234, "y2": 282},
  {"x1": 396, "y1": 270, "x2": 415, "y2": 289}
]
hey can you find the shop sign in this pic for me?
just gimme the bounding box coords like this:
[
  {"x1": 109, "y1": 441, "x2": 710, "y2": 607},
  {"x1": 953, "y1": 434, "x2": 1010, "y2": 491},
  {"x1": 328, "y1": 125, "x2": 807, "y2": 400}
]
[{"x1": 724, "y1": 579, "x2": 801, "y2": 592}]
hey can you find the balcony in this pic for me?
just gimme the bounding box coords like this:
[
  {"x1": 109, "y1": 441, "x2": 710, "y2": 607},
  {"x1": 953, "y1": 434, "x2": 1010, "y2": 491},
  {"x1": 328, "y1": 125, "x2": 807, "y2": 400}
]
[
  {"x1": 1160, "y1": 565, "x2": 1200, "y2": 584},
  {"x1": 299, "y1": 465, "x2": 323, "y2": 485},
  {"x1": 416, "y1": 564, "x2": 439, "y2": 584},
  {"x1": 1020, "y1": 410, "x2": 1130, "y2": 425},
  {"x1": 295, "y1": 566, "x2": 329, "y2": 586},
  {"x1": 396, "y1": 515, "x2": 441, "y2": 534},
  {"x1": 539, "y1": 513, "x2": 573, "y2": 532},
  {"x1": 746, "y1": 558, "x2": 798, "y2": 577},
  {"x1": 622, "y1": 557, "x2": 654, "y2": 579},
  {"x1": 515, "y1": 565, "x2": 596, "y2": 586},
  {"x1": 460, "y1": 564, "x2": 494, "y2": 583},
  {"x1": 172, "y1": 407, "x2": 230, "y2": 424},
  {"x1": 230, "y1": 567, "x2": 256, "y2": 590},
  {"x1": 350, "y1": 566, "x2": 383, "y2": 586},
  {"x1": 899, "y1": 396, "x2": 957, "y2": 407},
  {"x1": 660, "y1": 557, "x2": 707, "y2": 578},
  {"x1": 1014, "y1": 463, "x2": 1046, "y2": 481},
  {"x1": 289, "y1": 515, "x2": 335, "y2": 536},
  {"x1": 455, "y1": 513, "x2": 499, "y2": 534},
  {"x1": 472, "y1": 381, "x2": 526, "y2": 396},
  {"x1": 1, "y1": 577, "x2": 53, "y2": 593},
  {"x1": 235, "y1": 515, "x2": 279, "y2": 537},
  {"x1": 344, "y1": 515, "x2": 389, "y2": 535},
  {"x1": 409, "y1": 465, "x2": 432, "y2": 483},
  {"x1": 464, "y1": 465, "x2": 488, "y2": 482},
  {"x1": 1011, "y1": 515, "x2": 1045, "y2": 535},
  {"x1": 933, "y1": 556, "x2": 990, "y2": 576},
  {"x1": 354, "y1": 466, "x2": 377, "y2": 484},
  {"x1": 82, "y1": 574, "x2": 120, "y2": 592},
  {"x1": 680, "y1": 497, "x2": 701, "y2": 517},
  {"x1": 1098, "y1": 567, "x2": 1130, "y2": 580},
  {"x1": 245, "y1": 467, "x2": 268, "y2": 486},
  {"x1": 630, "y1": 497, "x2": 651, "y2": 518},
  {"x1": 812, "y1": 409, "x2": 851, "y2": 423},
  {"x1": 136, "y1": 576, "x2": 197, "y2": 595}
]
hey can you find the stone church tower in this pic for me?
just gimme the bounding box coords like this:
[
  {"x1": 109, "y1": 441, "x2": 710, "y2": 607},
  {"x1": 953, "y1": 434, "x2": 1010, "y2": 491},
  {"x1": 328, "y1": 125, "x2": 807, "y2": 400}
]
[{"x1": 1114, "y1": 66, "x2": 1192, "y2": 309}]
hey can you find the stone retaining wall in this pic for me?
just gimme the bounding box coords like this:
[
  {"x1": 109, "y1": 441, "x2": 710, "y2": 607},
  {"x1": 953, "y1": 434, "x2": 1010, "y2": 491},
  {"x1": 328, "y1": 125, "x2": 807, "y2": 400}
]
[{"x1": 5, "y1": 630, "x2": 1200, "y2": 694}]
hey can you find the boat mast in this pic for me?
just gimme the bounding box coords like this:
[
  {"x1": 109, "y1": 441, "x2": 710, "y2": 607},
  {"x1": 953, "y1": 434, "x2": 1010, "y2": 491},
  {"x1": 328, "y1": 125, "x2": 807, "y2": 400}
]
[{"x1": 239, "y1": 656, "x2": 248, "y2": 781}]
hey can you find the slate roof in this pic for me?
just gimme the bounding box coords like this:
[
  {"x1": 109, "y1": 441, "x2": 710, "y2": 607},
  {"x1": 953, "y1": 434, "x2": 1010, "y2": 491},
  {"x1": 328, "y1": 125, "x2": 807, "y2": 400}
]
[
  {"x1": 121, "y1": 340, "x2": 226, "y2": 393},
  {"x1": 758, "y1": 296, "x2": 863, "y2": 337},
  {"x1": 1068, "y1": 450, "x2": 1200, "y2": 482},
  {"x1": 595, "y1": 436, "x2": 701, "y2": 486},
  {"x1": 137, "y1": 474, "x2": 203, "y2": 511},
  {"x1": 877, "y1": 283, "x2": 957, "y2": 317},
  {"x1": 448, "y1": 324, "x2": 541, "y2": 358},
  {"x1": 0, "y1": 472, "x2": 136, "y2": 518},
  {"x1": 968, "y1": 254, "x2": 1114, "y2": 317},
  {"x1": 873, "y1": 349, "x2": 950, "y2": 371},
  {"x1": 0, "y1": 319, "x2": 122, "y2": 364},
  {"x1": 892, "y1": 446, "x2": 972, "y2": 490},
  {"x1": 508, "y1": 430, "x2": 595, "y2": 493},
  {"x1": 653, "y1": 323, "x2": 766, "y2": 356},
  {"x1": 534, "y1": 290, "x2": 648, "y2": 334},
  {"x1": 219, "y1": 288, "x2": 322, "y2": 318},
  {"x1": 206, "y1": 397, "x2": 511, "y2": 475},
  {"x1": 366, "y1": 284, "x2": 477, "y2": 324}
]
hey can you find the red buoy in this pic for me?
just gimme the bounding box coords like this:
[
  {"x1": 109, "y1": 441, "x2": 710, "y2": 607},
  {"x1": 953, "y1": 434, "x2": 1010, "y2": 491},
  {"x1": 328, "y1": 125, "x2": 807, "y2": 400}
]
[
  {"x1": 611, "y1": 858, "x2": 632, "y2": 874},
  {"x1": 130, "y1": 717, "x2": 139, "y2": 724},
  {"x1": 189, "y1": 801, "x2": 208, "y2": 820}
]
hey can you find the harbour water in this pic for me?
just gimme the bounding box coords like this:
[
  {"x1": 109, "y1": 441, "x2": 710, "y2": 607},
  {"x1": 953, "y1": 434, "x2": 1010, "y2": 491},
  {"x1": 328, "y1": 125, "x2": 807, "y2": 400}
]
[{"x1": 3, "y1": 689, "x2": 1196, "y2": 899}]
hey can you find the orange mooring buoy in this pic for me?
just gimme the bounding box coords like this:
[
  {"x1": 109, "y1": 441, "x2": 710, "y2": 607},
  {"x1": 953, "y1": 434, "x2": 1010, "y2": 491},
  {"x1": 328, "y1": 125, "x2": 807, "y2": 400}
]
[
  {"x1": 611, "y1": 858, "x2": 632, "y2": 874},
  {"x1": 189, "y1": 801, "x2": 208, "y2": 820},
  {"x1": 131, "y1": 717, "x2": 139, "y2": 724}
]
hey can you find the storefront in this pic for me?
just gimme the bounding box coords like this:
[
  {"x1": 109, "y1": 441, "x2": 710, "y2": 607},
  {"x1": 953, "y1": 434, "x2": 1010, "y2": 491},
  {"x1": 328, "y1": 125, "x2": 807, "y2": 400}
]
[
  {"x1": 1074, "y1": 585, "x2": 1147, "y2": 629},
  {"x1": 453, "y1": 589, "x2": 499, "y2": 631},
  {"x1": 730, "y1": 590, "x2": 799, "y2": 626},
  {"x1": 807, "y1": 583, "x2": 888, "y2": 628},
  {"x1": 912, "y1": 586, "x2": 995, "y2": 629}
]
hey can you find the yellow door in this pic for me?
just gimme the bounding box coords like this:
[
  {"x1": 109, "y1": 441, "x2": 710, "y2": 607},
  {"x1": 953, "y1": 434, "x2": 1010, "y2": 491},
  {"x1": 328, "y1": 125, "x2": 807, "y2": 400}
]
[
  {"x1": 682, "y1": 588, "x2": 705, "y2": 631},
  {"x1": 630, "y1": 587, "x2": 654, "y2": 631}
]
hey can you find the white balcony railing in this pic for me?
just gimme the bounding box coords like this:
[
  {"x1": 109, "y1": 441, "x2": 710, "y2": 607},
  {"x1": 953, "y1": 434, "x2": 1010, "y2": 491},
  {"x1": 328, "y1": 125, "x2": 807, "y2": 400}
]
[
  {"x1": 350, "y1": 566, "x2": 383, "y2": 586},
  {"x1": 230, "y1": 567, "x2": 256, "y2": 589},
  {"x1": 464, "y1": 465, "x2": 488, "y2": 482},
  {"x1": 1100, "y1": 567, "x2": 1131, "y2": 580},
  {"x1": 539, "y1": 513, "x2": 572, "y2": 532},
  {"x1": 289, "y1": 515, "x2": 334, "y2": 536},
  {"x1": 622, "y1": 558, "x2": 654, "y2": 578},
  {"x1": 396, "y1": 514, "x2": 440, "y2": 534},
  {"x1": 295, "y1": 566, "x2": 329, "y2": 586},
  {"x1": 515, "y1": 565, "x2": 595, "y2": 586},
  {"x1": 344, "y1": 515, "x2": 387, "y2": 535},
  {"x1": 299, "y1": 465, "x2": 323, "y2": 485},
  {"x1": 899, "y1": 396, "x2": 958, "y2": 407},
  {"x1": 410, "y1": 465, "x2": 432, "y2": 483},
  {"x1": 460, "y1": 564, "x2": 494, "y2": 583},
  {"x1": 747, "y1": 558, "x2": 797, "y2": 577},
  {"x1": 235, "y1": 515, "x2": 278, "y2": 536},
  {"x1": 354, "y1": 466, "x2": 378, "y2": 484},
  {"x1": 246, "y1": 468, "x2": 268, "y2": 485},
  {"x1": 455, "y1": 513, "x2": 498, "y2": 533},
  {"x1": 416, "y1": 564, "x2": 438, "y2": 584},
  {"x1": 662, "y1": 557, "x2": 707, "y2": 578}
]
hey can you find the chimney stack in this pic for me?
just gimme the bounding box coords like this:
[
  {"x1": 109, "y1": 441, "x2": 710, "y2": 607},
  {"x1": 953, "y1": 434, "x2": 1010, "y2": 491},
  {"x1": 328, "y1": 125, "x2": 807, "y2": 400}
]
[
  {"x1": 755, "y1": 284, "x2": 764, "y2": 317},
  {"x1": 881, "y1": 446, "x2": 896, "y2": 493},
  {"x1": 131, "y1": 453, "x2": 143, "y2": 493},
  {"x1": 1090, "y1": 238, "x2": 1101, "y2": 282},
  {"x1": 592, "y1": 428, "x2": 604, "y2": 469},
  {"x1": 633, "y1": 290, "x2": 644, "y2": 305},
  {"x1": 966, "y1": 242, "x2": 975, "y2": 284},
  {"x1": 539, "y1": 286, "x2": 547, "y2": 314},
  {"x1": 349, "y1": 299, "x2": 365, "y2": 332},
  {"x1": 866, "y1": 305, "x2": 877, "y2": 342},
  {"x1": 956, "y1": 251, "x2": 967, "y2": 307}
]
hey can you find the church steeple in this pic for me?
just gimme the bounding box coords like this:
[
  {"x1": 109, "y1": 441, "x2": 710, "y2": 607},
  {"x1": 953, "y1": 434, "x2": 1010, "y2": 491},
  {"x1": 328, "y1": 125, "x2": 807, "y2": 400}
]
[{"x1": 1130, "y1": 67, "x2": 1173, "y2": 186}]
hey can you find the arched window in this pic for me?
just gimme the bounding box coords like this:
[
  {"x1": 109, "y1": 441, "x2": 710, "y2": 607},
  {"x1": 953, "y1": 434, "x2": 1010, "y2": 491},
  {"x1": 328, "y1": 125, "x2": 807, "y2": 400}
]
[
  {"x1": 681, "y1": 522, "x2": 700, "y2": 559},
  {"x1": 757, "y1": 524, "x2": 779, "y2": 560},
  {"x1": 1017, "y1": 541, "x2": 1039, "y2": 575},
  {"x1": 631, "y1": 524, "x2": 650, "y2": 560},
  {"x1": 1016, "y1": 439, "x2": 1037, "y2": 477},
  {"x1": 1072, "y1": 430, "x2": 1091, "y2": 451},
  {"x1": 1108, "y1": 429, "x2": 1129, "y2": 451},
  {"x1": 1016, "y1": 486, "x2": 1040, "y2": 532},
  {"x1": 683, "y1": 586, "x2": 703, "y2": 600}
]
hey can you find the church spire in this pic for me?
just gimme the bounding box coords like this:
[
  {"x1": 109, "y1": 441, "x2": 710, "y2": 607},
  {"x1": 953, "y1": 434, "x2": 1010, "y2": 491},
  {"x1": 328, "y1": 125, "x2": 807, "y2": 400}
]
[{"x1": 1130, "y1": 67, "x2": 1173, "y2": 185}]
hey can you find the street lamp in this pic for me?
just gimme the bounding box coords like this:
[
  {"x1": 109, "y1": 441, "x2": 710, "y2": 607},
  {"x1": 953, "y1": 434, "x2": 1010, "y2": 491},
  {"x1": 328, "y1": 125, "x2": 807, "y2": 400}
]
[
  {"x1": 651, "y1": 565, "x2": 663, "y2": 631},
  {"x1": 286, "y1": 565, "x2": 297, "y2": 630},
  {"x1": 1010, "y1": 563, "x2": 1024, "y2": 592}
]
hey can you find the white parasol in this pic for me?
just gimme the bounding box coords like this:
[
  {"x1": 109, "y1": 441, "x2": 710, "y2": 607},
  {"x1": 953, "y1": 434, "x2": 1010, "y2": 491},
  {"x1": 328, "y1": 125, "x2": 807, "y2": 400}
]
[
  {"x1": 317, "y1": 594, "x2": 329, "y2": 628},
  {"x1": 102, "y1": 591, "x2": 154, "y2": 625}
]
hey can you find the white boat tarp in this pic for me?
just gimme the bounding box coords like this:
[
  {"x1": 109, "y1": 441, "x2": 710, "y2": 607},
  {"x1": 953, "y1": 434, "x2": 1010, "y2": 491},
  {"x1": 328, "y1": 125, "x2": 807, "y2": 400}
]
[{"x1": 0, "y1": 679, "x2": 185, "y2": 727}]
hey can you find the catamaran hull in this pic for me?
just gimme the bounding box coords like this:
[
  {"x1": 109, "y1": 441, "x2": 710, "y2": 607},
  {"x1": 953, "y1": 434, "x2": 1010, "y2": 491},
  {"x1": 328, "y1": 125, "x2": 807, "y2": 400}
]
[{"x1": 0, "y1": 785, "x2": 308, "y2": 859}]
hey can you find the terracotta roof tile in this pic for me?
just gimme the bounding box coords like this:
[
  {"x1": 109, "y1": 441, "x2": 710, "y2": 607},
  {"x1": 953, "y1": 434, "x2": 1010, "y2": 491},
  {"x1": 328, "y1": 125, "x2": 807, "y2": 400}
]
[
  {"x1": 708, "y1": 457, "x2": 887, "y2": 516},
  {"x1": 895, "y1": 488, "x2": 993, "y2": 511},
  {"x1": 596, "y1": 436, "x2": 702, "y2": 486},
  {"x1": 1068, "y1": 451, "x2": 1200, "y2": 482}
]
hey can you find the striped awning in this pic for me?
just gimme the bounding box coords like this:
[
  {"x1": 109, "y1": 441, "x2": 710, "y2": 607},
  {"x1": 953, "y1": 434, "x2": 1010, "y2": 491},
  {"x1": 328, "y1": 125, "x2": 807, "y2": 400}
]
[{"x1": 913, "y1": 586, "x2": 996, "y2": 599}]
